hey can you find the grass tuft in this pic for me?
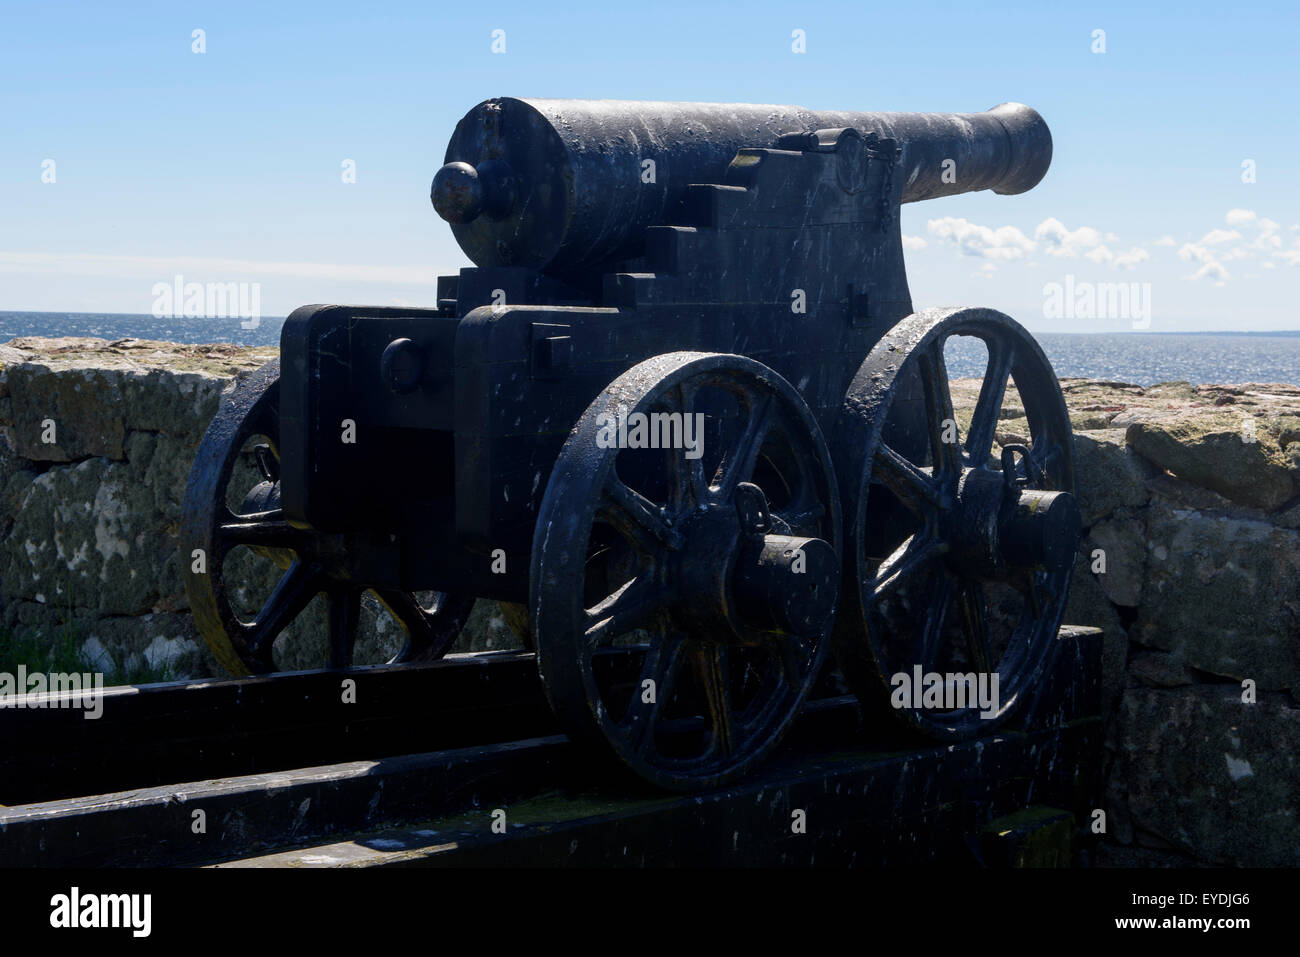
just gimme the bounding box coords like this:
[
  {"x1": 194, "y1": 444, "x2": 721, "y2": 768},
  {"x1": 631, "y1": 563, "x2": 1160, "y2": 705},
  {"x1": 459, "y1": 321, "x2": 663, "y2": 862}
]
[{"x1": 0, "y1": 615, "x2": 177, "y2": 686}]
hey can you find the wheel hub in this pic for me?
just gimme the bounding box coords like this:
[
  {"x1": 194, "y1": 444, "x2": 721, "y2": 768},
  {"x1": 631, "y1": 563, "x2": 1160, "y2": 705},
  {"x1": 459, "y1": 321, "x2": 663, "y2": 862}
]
[
  {"x1": 945, "y1": 467, "x2": 1081, "y2": 579},
  {"x1": 672, "y1": 503, "x2": 742, "y2": 636},
  {"x1": 674, "y1": 481, "x2": 839, "y2": 641},
  {"x1": 733, "y1": 533, "x2": 839, "y2": 636}
]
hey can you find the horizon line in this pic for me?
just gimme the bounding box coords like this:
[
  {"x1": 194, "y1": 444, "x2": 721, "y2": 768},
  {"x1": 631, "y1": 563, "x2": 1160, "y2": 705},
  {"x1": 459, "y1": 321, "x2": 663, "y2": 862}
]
[{"x1": 1, "y1": 309, "x2": 1298, "y2": 337}]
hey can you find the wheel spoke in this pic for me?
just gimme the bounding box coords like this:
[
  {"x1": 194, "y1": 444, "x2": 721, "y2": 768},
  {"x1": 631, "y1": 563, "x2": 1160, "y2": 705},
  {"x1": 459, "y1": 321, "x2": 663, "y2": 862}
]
[
  {"x1": 694, "y1": 644, "x2": 734, "y2": 759},
  {"x1": 777, "y1": 632, "x2": 814, "y2": 683},
  {"x1": 957, "y1": 582, "x2": 992, "y2": 673},
  {"x1": 915, "y1": 573, "x2": 956, "y2": 673},
  {"x1": 731, "y1": 643, "x2": 803, "y2": 736},
  {"x1": 376, "y1": 588, "x2": 433, "y2": 639},
  {"x1": 622, "y1": 632, "x2": 688, "y2": 755},
  {"x1": 236, "y1": 392, "x2": 280, "y2": 457},
  {"x1": 601, "y1": 477, "x2": 682, "y2": 552},
  {"x1": 326, "y1": 587, "x2": 363, "y2": 669},
  {"x1": 874, "y1": 443, "x2": 942, "y2": 516},
  {"x1": 666, "y1": 446, "x2": 707, "y2": 512},
  {"x1": 965, "y1": 340, "x2": 1014, "y2": 467},
  {"x1": 375, "y1": 588, "x2": 466, "y2": 663},
  {"x1": 870, "y1": 534, "x2": 943, "y2": 598},
  {"x1": 218, "y1": 508, "x2": 306, "y2": 550},
  {"x1": 245, "y1": 560, "x2": 323, "y2": 668},
  {"x1": 1023, "y1": 570, "x2": 1043, "y2": 618},
  {"x1": 584, "y1": 575, "x2": 666, "y2": 648},
  {"x1": 656, "y1": 377, "x2": 716, "y2": 510},
  {"x1": 714, "y1": 392, "x2": 774, "y2": 499},
  {"x1": 918, "y1": 343, "x2": 962, "y2": 480},
  {"x1": 1026, "y1": 440, "x2": 1062, "y2": 488}
]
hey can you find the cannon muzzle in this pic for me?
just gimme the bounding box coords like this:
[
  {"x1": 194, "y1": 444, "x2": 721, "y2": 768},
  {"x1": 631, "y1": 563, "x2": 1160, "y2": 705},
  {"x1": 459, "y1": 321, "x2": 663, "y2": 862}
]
[{"x1": 433, "y1": 98, "x2": 1052, "y2": 274}]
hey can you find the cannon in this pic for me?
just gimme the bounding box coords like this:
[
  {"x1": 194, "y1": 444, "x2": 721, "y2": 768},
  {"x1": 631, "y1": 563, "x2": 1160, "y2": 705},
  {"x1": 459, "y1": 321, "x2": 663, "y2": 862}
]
[{"x1": 181, "y1": 97, "x2": 1080, "y2": 790}]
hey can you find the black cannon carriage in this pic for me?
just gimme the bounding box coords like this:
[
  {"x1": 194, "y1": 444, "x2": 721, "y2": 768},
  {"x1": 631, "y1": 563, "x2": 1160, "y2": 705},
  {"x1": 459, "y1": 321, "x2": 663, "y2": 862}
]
[{"x1": 181, "y1": 97, "x2": 1082, "y2": 790}]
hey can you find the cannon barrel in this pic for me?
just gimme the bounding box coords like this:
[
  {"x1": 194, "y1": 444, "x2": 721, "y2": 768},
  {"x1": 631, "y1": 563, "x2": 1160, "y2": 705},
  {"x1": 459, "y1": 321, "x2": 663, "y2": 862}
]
[{"x1": 433, "y1": 97, "x2": 1052, "y2": 274}]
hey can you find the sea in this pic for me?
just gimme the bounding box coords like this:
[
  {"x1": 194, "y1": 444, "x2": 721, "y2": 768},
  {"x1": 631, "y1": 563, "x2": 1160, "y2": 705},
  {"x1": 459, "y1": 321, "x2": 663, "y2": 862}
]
[{"x1": 2, "y1": 311, "x2": 1298, "y2": 387}]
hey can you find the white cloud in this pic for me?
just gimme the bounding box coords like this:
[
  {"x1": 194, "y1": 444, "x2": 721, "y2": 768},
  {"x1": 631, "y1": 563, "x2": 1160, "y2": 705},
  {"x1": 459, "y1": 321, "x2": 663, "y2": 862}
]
[
  {"x1": 1199, "y1": 229, "x2": 1243, "y2": 246},
  {"x1": 1178, "y1": 237, "x2": 1230, "y2": 283},
  {"x1": 921, "y1": 211, "x2": 1290, "y2": 281},
  {"x1": 926, "y1": 217, "x2": 1034, "y2": 260},
  {"x1": 1114, "y1": 247, "x2": 1150, "y2": 269},
  {"x1": 1177, "y1": 224, "x2": 1253, "y2": 283},
  {"x1": 1251, "y1": 218, "x2": 1282, "y2": 251},
  {"x1": 1034, "y1": 217, "x2": 1104, "y2": 258},
  {"x1": 1190, "y1": 261, "x2": 1230, "y2": 284},
  {"x1": 1084, "y1": 245, "x2": 1150, "y2": 269},
  {"x1": 1173, "y1": 213, "x2": 1300, "y2": 276},
  {"x1": 901, "y1": 235, "x2": 927, "y2": 251}
]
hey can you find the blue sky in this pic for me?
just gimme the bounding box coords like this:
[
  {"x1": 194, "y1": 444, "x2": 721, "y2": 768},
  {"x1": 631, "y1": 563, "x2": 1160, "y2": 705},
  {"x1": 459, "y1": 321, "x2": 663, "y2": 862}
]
[{"x1": 3, "y1": 0, "x2": 1298, "y2": 331}]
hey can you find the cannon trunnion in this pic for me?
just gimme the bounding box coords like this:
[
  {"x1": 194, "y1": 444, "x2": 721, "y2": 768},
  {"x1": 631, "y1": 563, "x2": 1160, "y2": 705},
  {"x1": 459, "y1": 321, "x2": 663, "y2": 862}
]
[{"x1": 181, "y1": 97, "x2": 1080, "y2": 790}]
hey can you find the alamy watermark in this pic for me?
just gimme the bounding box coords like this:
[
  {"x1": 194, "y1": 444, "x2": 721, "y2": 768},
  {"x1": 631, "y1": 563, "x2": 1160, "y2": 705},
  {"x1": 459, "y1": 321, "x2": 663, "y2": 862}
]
[
  {"x1": 890, "y1": 665, "x2": 1000, "y2": 719},
  {"x1": 595, "y1": 411, "x2": 706, "y2": 460},
  {"x1": 1043, "y1": 274, "x2": 1151, "y2": 329},
  {"x1": 151, "y1": 273, "x2": 262, "y2": 329},
  {"x1": 50, "y1": 887, "x2": 150, "y2": 937},
  {"x1": 0, "y1": 667, "x2": 105, "y2": 720}
]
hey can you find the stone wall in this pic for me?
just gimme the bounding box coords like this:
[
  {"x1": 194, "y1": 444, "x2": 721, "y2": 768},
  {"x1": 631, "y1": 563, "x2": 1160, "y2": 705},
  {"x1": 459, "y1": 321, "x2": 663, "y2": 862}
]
[
  {"x1": 0, "y1": 337, "x2": 519, "y2": 679},
  {"x1": 1047, "y1": 380, "x2": 1298, "y2": 867},
  {"x1": 1, "y1": 337, "x2": 1297, "y2": 865}
]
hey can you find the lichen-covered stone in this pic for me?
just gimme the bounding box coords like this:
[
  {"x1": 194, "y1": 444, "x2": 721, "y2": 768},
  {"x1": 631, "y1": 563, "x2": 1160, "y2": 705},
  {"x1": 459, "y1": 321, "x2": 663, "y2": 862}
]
[
  {"x1": 1137, "y1": 501, "x2": 1300, "y2": 691},
  {"x1": 77, "y1": 612, "x2": 210, "y2": 679},
  {"x1": 453, "y1": 599, "x2": 527, "y2": 653},
  {"x1": 1106, "y1": 686, "x2": 1299, "y2": 866},
  {"x1": 5, "y1": 363, "x2": 129, "y2": 461},
  {"x1": 1063, "y1": 551, "x2": 1128, "y2": 721},
  {"x1": 1128, "y1": 651, "x2": 1193, "y2": 688},
  {"x1": 0, "y1": 336, "x2": 272, "y2": 462},
  {"x1": 3, "y1": 459, "x2": 166, "y2": 615},
  {"x1": 1072, "y1": 429, "x2": 1153, "y2": 527},
  {"x1": 0, "y1": 337, "x2": 275, "y2": 665},
  {"x1": 1086, "y1": 510, "x2": 1146, "y2": 607},
  {"x1": 0, "y1": 428, "x2": 36, "y2": 533},
  {"x1": 1126, "y1": 411, "x2": 1299, "y2": 511}
]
